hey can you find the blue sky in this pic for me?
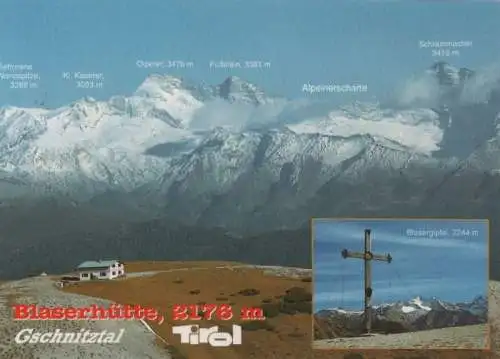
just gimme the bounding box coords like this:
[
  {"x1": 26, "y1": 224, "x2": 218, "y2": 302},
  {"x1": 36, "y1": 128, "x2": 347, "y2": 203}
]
[
  {"x1": 313, "y1": 218, "x2": 489, "y2": 311},
  {"x1": 0, "y1": 0, "x2": 499, "y2": 108}
]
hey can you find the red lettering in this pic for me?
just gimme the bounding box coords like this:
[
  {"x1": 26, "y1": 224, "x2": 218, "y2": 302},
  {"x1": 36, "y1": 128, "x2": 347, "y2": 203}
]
[
  {"x1": 89, "y1": 304, "x2": 108, "y2": 319},
  {"x1": 12, "y1": 304, "x2": 30, "y2": 320},
  {"x1": 133, "y1": 304, "x2": 145, "y2": 319},
  {"x1": 187, "y1": 304, "x2": 202, "y2": 320},
  {"x1": 107, "y1": 304, "x2": 120, "y2": 319},
  {"x1": 65, "y1": 308, "x2": 77, "y2": 319},
  {"x1": 123, "y1": 304, "x2": 135, "y2": 319},
  {"x1": 202, "y1": 304, "x2": 217, "y2": 320},
  {"x1": 11, "y1": 304, "x2": 170, "y2": 321},
  {"x1": 75, "y1": 307, "x2": 89, "y2": 319},
  {"x1": 172, "y1": 304, "x2": 188, "y2": 321},
  {"x1": 216, "y1": 304, "x2": 234, "y2": 321},
  {"x1": 144, "y1": 307, "x2": 159, "y2": 321},
  {"x1": 240, "y1": 306, "x2": 265, "y2": 320},
  {"x1": 52, "y1": 307, "x2": 64, "y2": 319},
  {"x1": 38, "y1": 308, "x2": 51, "y2": 319}
]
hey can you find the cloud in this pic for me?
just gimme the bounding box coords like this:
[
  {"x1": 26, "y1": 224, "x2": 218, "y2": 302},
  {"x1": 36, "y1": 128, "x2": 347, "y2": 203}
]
[
  {"x1": 188, "y1": 61, "x2": 500, "y2": 134},
  {"x1": 314, "y1": 220, "x2": 487, "y2": 257},
  {"x1": 188, "y1": 98, "x2": 253, "y2": 131},
  {"x1": 394, "y1": 72, "x2": 441, "y2": 108},
  {"x1": 188, "y1": 98, "x2": 289, "y2": 131},
  {"x1": 392, "y1": 61, "x2": 500, "y2": 107},
  {"x1": 187, "y1": 96, "x2": 344, "y2": 133},
  {"x1": 461, "y1": 63, "x2": 500, "y2": 103}
]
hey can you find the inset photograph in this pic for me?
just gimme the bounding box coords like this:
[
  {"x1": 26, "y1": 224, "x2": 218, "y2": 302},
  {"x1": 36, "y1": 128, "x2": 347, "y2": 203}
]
[{"x1": 312, "y1": 218, "x2": 489, "y2": 350}]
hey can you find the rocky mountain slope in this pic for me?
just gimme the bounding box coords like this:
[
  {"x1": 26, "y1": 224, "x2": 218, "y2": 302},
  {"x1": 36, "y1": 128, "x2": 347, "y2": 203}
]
[
  {"x1": 312, "y1": 280, "x2": 500, "y2": 351},
  {"x1": 0, "y1": 63, "x2": 498, "y2": 225},
  {"x1": 314, "y1": 295, "x2": 487, "y2": 339},
  {"x1": 1, "y1": 62, "x2": 500, "y2": 278}
]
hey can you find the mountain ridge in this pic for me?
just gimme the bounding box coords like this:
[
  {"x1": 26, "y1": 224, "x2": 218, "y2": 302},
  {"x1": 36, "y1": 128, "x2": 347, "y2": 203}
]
[
  {"x1": 1, "y1": 61, "x2": 500, "y2": 279},
  {"x1": 314, "y1": 294, "x2": 488, "y2": 339},
  {"x1": 0, "y1": 61, "x2": 496, "y2": 198}
]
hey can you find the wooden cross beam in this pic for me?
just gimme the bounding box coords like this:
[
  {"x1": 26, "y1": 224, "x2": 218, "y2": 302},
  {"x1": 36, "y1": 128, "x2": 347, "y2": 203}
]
[{"x1": 341, "y1": 229, "x2": 392, "y2": 334}]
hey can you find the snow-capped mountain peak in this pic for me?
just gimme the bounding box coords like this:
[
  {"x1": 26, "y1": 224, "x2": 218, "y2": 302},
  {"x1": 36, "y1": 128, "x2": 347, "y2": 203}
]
[
  {"x1": 216, "y1": 76, "x2": 272, "y2": 105},
  {"x1": 132, "y1": 74, "x2": 205, "y2": 126},
  {"x1": 67, "y1": 97, "x2": 105, "y2": 117},
  {"x1": 408, "y1": 296, "x2": 432, "y2": 311},
  {"x1": 324, "y1": 295, "x2": 487, "y2": 320},
  {"x1": 0, "y1": 63, "x2": 498, "y2": 206},
  {"x1": 286, "y1": 104, "x2": 442, "y2": 154},
  {"x1": 135, "y1": 74, "x2": 186, "y2": 97},
  {"x1": 316, "y1": 295, "x2": 488, "y2": 337},
  {"x1": 427, "y1": 61, "x2": 474, "y2": 88}
]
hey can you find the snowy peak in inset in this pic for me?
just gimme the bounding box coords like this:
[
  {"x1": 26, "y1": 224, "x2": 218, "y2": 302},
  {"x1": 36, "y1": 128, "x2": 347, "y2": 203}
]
[
  {"x1": 381, "y1": 295, "x2": 487, "y2": 314},
  {"x1": 407, "y1": 296, "x2": 432, "y2": 311},
  {"x1": 326, "y1": 295, "x2": 487, "y2": 318},
  {"x1": 316, "y1": 295, "x2": 487, "y2": 337}
]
